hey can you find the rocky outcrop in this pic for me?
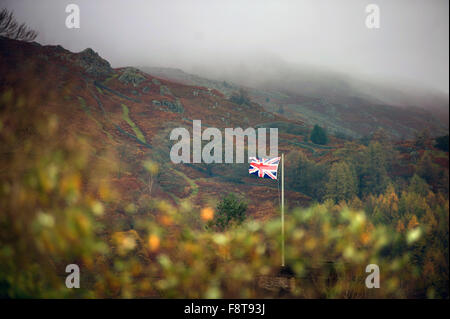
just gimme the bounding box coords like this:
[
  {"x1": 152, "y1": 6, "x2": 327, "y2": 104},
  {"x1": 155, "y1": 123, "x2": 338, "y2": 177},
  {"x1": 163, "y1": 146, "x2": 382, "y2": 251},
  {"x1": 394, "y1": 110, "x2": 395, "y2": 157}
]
[
  {"x1": 118, "y1": 67, "x2": 147, "y2": 87},
  {"x1": 159, "y1": 85, "x2": 172, "y2": 96},
  {"x1": 151, "y1": 99, "x2": 184, "y2": 113},
  {"x1": 168, "y1": 99, "x2": 184, "y2": 113},
  {"x1": 76, "y1": 48, "x2": 113, "y2": 77},
  {"x1": 142, "y1": 86, "x2": 150, "y2": 93}
]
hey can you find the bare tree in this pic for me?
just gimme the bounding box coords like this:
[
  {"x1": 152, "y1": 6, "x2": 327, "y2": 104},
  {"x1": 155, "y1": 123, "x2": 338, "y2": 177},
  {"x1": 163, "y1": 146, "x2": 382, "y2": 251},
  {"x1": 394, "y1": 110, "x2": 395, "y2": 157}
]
[{"x1": 0, "y1": 8, "x2": 38, "y2": 41}]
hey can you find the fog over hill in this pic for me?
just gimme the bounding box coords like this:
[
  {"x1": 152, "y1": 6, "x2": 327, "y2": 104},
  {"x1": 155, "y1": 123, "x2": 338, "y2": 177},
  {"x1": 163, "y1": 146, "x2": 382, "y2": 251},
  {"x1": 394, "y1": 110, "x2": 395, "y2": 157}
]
[
  {"x1": 3, "y1": 0, "x2": 448, "y2": 96},
  {"x1": 174, "y1": 54, "x2": 450, "y2": 117}
]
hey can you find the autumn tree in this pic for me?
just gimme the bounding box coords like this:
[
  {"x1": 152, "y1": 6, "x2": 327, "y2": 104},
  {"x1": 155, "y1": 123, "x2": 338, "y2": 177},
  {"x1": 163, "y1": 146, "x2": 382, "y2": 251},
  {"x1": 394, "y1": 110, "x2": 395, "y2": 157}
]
[
  {"x1": 371, "y1": 128, "x2": 390, "y2": 144},
  {"x1": 396, "y1": 220, "x2": 405, "y2": 233},
  {"x1": 407, "y1": 215, "x2": 420, "y2": 229},
  {"x1": 370, "y1": 184, "x2": 400, "y2": 224}
]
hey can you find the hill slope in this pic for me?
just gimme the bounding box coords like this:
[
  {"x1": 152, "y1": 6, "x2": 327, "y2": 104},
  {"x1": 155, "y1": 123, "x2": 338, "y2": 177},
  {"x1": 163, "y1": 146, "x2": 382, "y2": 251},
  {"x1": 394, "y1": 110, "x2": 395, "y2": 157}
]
[{"x1": 0, "y1": 37, "x2": 318, "y2": 220}]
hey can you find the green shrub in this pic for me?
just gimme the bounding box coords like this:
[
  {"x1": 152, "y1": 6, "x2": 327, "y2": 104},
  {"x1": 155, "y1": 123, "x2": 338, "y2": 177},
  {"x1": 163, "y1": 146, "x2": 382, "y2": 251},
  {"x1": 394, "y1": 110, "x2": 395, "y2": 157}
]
[{"x1": 210, "y1": 193, "x2": 247, "y2": 231}]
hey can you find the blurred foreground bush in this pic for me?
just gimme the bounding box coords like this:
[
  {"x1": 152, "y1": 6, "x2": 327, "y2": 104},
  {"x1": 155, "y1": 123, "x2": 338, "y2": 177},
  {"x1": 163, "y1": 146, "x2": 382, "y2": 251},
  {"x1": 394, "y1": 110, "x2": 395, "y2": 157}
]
[{"x1": 0, "y1": 87, "x2": 114, "y2": 297}]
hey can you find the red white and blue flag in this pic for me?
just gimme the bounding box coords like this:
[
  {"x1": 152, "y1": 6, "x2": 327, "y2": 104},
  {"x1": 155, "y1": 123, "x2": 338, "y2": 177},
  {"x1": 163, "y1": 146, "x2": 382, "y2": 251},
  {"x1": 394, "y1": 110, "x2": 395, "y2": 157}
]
[{"x1": 249, "y1": 157, "x2": 281, "y2": 180}]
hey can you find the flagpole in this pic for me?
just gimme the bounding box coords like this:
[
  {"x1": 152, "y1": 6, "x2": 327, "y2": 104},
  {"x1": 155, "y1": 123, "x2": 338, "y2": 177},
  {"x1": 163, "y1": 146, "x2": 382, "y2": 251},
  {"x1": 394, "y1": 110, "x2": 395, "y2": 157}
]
[{"x1": 281, "y1": 153, "x2": 285, "y2": 267}]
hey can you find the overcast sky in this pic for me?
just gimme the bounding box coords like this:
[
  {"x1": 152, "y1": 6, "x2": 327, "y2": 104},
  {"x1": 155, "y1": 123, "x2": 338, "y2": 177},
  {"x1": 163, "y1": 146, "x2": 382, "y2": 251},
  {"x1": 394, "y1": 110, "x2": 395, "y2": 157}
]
[{"x1": 3, "y1": 0, "x2": 449, "y2": 94}]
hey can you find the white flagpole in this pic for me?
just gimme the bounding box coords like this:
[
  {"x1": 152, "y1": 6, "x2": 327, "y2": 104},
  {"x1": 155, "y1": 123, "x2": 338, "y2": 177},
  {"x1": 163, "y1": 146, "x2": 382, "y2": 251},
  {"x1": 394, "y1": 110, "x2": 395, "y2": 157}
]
[{"x1": 281, "y1": 153, "x2": 285, "y2": 267}]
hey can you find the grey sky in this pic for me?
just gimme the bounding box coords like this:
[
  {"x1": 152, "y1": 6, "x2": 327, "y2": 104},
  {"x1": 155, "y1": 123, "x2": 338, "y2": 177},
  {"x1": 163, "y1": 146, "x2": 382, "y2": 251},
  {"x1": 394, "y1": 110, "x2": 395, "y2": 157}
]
[{"x1": 3, "y1": 0, "x2": 449, "y2": 94}]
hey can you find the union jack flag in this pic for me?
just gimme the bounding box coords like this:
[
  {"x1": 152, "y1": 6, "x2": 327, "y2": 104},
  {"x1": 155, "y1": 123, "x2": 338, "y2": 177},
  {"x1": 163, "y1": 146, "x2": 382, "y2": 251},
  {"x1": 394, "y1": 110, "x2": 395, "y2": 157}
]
[{"x1": 249, "y1": 157, "x2": 281, "y2": 179}]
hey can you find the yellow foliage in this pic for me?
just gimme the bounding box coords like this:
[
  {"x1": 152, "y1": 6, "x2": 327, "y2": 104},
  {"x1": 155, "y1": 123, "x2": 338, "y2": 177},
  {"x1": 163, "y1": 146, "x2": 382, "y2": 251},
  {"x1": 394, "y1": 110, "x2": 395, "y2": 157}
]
[
  {"x1": 148, "y1": 234, "x2": 160, "y2": 252},
  {"x1": 201, "y1": 207, "x2": 214, "y2": 222}
]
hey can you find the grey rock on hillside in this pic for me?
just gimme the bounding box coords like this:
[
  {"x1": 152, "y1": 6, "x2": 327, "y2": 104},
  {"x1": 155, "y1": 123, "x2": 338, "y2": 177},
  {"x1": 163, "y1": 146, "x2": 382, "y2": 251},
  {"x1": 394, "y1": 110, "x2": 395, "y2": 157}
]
[
  {"x1": 76, "y1": 48, "x2": 113, "y2": 77},
  {"x1": 118, "y1": 67, "x2": 147, "y2": 87}
]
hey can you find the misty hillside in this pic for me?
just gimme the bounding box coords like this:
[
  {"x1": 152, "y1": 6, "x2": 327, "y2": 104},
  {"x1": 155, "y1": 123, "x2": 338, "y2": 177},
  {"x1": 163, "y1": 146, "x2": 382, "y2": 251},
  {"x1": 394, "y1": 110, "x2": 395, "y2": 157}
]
[{"x1": 141, "y1": 64, "x2": 449, "y2": 139}]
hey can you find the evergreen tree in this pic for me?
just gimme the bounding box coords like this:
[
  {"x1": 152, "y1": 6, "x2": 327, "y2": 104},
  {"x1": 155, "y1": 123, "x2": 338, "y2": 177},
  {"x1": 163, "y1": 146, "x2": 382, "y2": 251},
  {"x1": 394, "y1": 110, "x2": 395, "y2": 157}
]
[
  {"x1": 310, "y1": 125, "x2": 328, "y2": 145},
  {"x1": 229, "y1": 88, "x2": 251, "y2": 106},
  {"x1": 408, "y1": 174, "x2": 430, "y2": 196},
  {"x1": 435, "y1": 135, "x2": 449, "y2": 152},
  {"x1": 416, "y1": 152, "x2": 436, "y2": 186},
  {"x1": 286, "y1": 151, "x2": 328, "y2": 200},
  {"x1": 325, "y1": 161, "x2": 358, "y2": 203},
  {"x1": 360, "y1": 142, "x2": 390, "y2": 196}
]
